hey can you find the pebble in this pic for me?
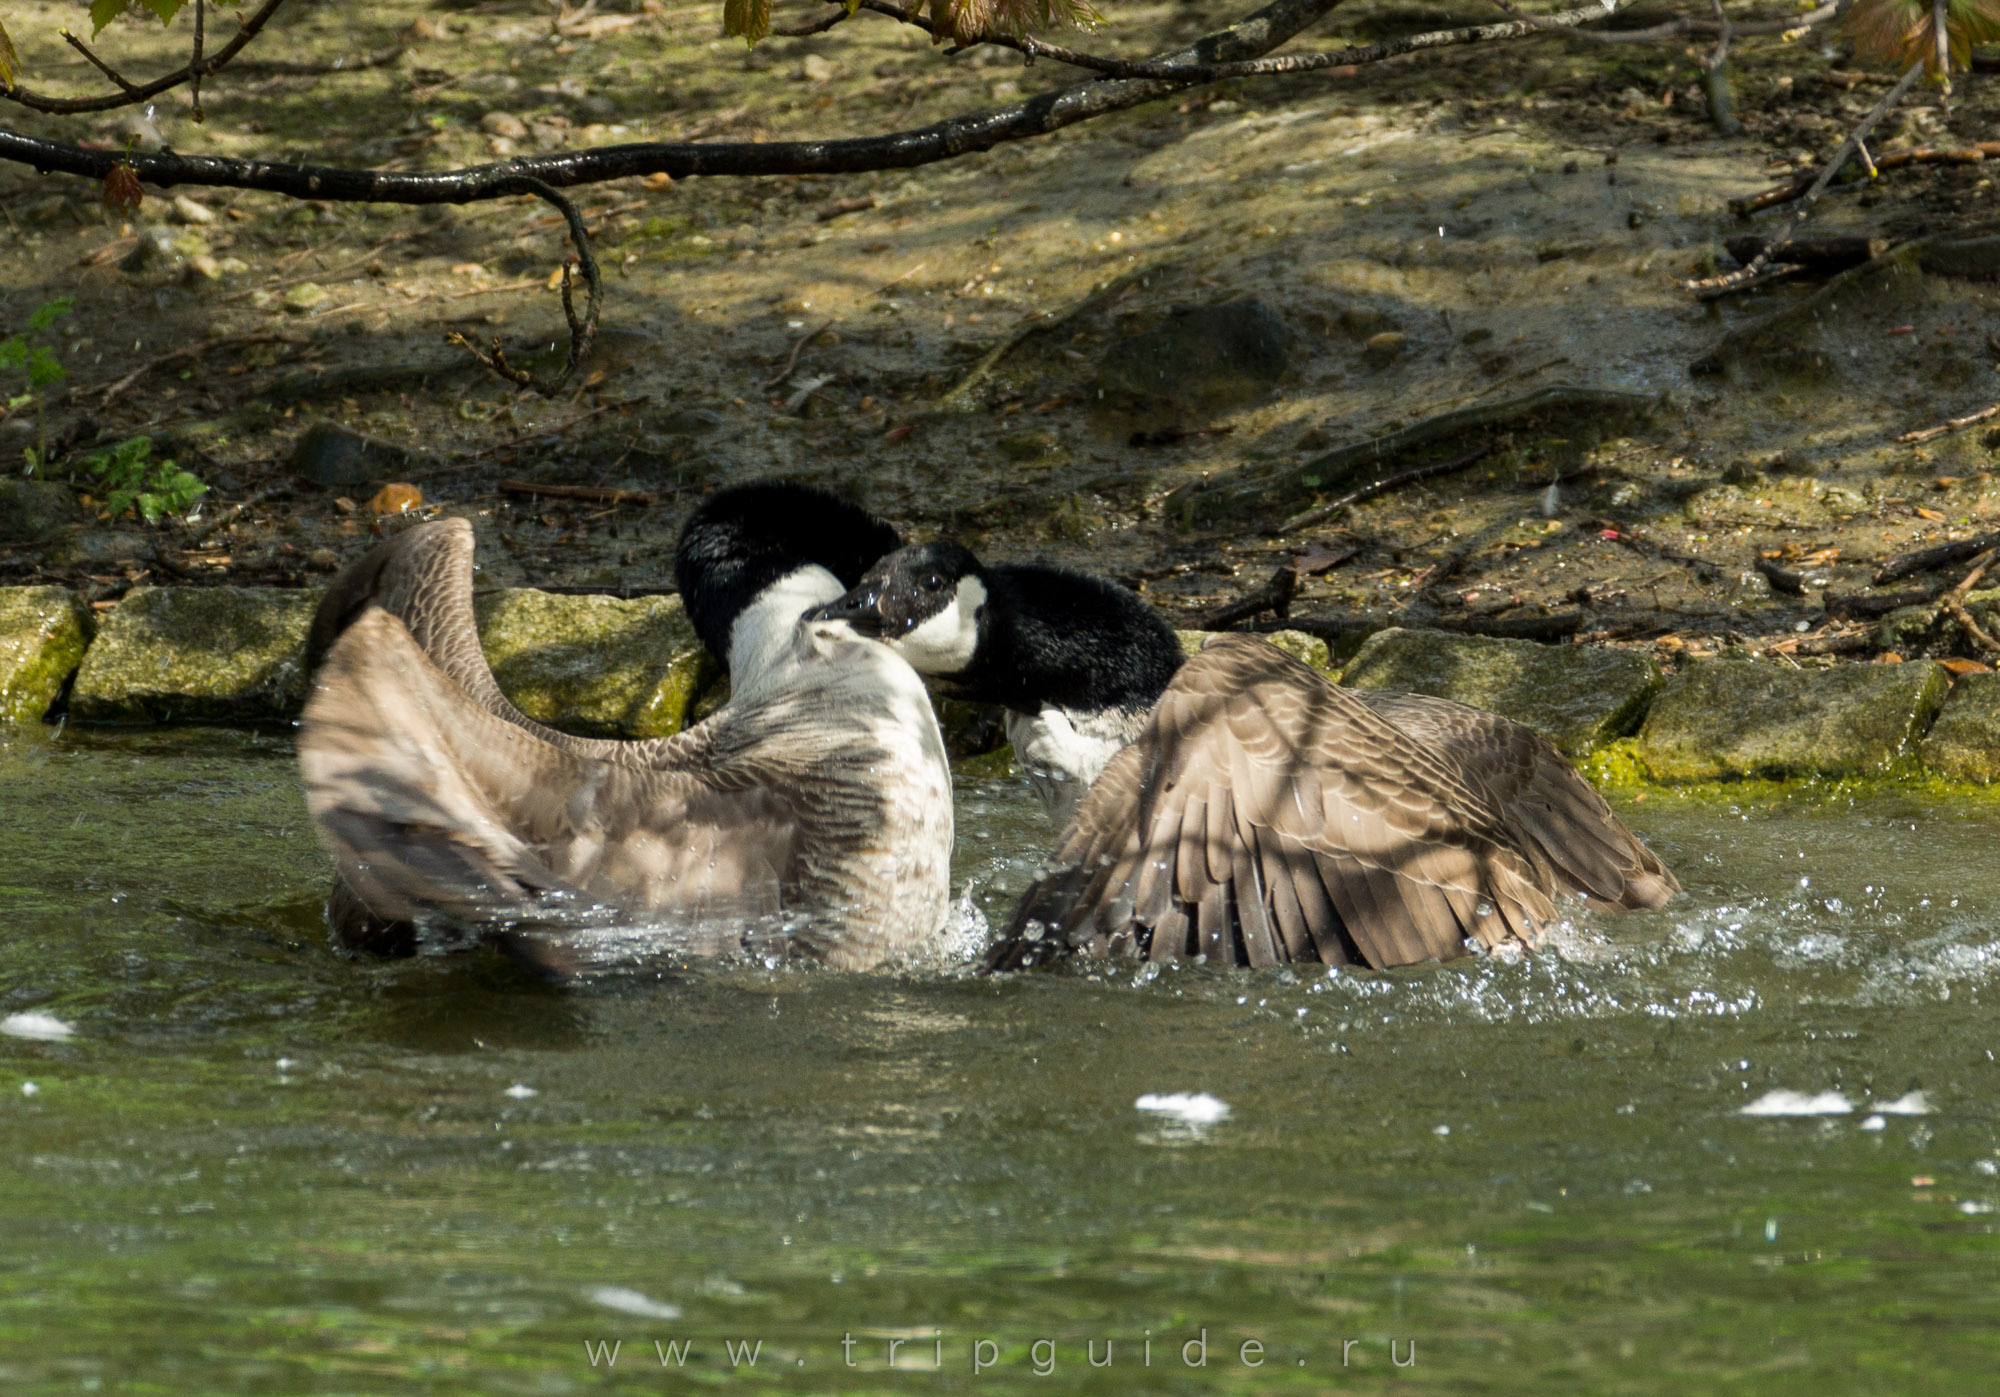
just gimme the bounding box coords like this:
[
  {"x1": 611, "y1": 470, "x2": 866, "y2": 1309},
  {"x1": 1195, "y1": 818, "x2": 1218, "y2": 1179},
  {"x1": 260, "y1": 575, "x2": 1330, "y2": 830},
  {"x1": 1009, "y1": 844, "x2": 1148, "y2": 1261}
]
[
  {"x1": 480, "y1": 111, "x2": 528, "y2": 140},
  {"x1": 170, "y1": 194, "x2": 216, "y2": 225},
  {"x1": 282, "y1": 282, "x2": 328, "y2": 314},
  {"x1": 1363, "y1": 331, "x2": 1408, "y2": 366},
  {"x1": 801, "y1": 55, "x2": 838, "y2": 83}
]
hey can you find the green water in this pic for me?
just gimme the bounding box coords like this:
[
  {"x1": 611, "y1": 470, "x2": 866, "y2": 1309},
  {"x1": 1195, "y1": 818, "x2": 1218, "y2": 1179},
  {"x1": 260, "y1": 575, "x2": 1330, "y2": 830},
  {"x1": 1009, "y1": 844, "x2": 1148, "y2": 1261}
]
[{"x1": 3, "y1": 725, "x2": 1999, "y2": 1394}]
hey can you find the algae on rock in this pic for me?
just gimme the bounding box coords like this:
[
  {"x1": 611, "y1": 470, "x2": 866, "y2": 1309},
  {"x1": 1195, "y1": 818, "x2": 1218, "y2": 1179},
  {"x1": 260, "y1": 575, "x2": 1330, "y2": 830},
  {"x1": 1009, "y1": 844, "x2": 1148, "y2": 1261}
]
[
  {"x1": 1335, "y1": 627, "x2": 1659, "y2": 756},
  {"x1": 0, "y1": 587, "x2": 93, "y2": 723},
  {"x1": 1918, "y1": 672, "x2": 2000, "y2": 782},
  {"x1": 70, "y1": 586, "x2": 319, "y2": 724},
  {"x1": 1637, "y1": 658, "x2": 1947, "y2": 782},
  {"x1": 473, "y1": 587, "x2": 714, "y2": 740}
]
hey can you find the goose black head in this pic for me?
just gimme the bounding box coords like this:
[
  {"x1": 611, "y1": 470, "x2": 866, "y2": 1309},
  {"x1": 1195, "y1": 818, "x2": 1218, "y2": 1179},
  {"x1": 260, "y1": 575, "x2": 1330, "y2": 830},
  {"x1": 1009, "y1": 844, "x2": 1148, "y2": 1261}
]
[
  {"x1": 673, "y1": 482, "x2": 902, "y2": 666},
  {"x1": 813, "y1": 540, "x2": 989, "y2": 676}
]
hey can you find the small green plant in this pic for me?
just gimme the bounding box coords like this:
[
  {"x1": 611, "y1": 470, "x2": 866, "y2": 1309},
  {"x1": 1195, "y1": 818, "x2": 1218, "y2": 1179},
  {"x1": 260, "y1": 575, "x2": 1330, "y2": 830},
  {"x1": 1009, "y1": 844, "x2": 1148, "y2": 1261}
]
[
  {"x1": 76, "y1": 436, "x2": 208, "y2": 525},
  {"x1": 0, "y1": 296, "x2": 74, "y2": 472}
]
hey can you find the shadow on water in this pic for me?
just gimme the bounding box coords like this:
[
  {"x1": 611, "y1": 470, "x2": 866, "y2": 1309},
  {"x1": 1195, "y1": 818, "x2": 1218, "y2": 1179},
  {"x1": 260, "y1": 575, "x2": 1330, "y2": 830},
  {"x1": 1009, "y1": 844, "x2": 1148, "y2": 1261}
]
[{"x1": 5, "y1": 726, "x2": 2000, "y2": 1391}]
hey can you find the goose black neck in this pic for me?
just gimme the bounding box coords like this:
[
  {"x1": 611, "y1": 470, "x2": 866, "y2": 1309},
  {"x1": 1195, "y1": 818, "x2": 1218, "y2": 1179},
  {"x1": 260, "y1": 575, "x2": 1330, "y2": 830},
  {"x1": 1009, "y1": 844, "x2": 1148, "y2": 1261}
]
[
  {"x1": 956, "y1": 564, "x2": 1184, "y2": 716},
  {"x1": 674, "y1": 482, "x2": 901, "y2": 663}
]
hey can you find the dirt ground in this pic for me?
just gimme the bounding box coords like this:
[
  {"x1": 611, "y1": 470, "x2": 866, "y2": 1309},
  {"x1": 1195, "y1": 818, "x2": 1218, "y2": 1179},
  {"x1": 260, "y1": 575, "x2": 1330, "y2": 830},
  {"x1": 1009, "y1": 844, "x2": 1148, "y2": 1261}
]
[{"x1": 7, "y1": 0, "x2": 2000, "y2": 665}]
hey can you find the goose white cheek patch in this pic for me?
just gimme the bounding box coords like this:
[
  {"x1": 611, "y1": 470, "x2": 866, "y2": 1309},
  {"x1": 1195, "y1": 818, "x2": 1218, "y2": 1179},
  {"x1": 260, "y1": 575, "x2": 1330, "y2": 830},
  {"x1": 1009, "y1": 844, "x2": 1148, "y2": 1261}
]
[{"x1": 894, "y1": 575, "x2": 986, "y2": 673}]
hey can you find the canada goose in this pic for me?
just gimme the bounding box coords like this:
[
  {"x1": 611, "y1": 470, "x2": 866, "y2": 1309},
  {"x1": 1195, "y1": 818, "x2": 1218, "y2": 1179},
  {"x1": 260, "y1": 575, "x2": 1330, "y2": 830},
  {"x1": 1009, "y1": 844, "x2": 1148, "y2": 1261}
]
[
  {"x1": 297, "y1": 485, "x2": 954, "y2": 973},
  {"x1": 814, "y1": 542, "x2": 1678, "y2": 972}
]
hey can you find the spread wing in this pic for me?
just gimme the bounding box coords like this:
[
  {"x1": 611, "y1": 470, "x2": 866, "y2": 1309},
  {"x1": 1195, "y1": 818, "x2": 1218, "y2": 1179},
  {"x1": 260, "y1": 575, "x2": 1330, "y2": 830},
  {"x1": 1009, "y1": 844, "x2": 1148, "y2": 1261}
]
[
  {"x1": 1355, "y1": 690, "x2": 1677, "y2": 911},
  {"x1": 300, "y1": 607, "x2": 801, "y2": 956},
  {"x1": 991, "y1": 636, "x2": 1566, "y2": 972}
]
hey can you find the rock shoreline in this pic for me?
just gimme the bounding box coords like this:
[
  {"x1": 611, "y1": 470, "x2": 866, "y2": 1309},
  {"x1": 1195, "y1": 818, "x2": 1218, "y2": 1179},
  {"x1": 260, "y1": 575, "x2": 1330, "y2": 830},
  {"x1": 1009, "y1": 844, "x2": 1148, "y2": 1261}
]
[{"x1": 4, "y1": 584, "x2": 1998, "y2": 785}]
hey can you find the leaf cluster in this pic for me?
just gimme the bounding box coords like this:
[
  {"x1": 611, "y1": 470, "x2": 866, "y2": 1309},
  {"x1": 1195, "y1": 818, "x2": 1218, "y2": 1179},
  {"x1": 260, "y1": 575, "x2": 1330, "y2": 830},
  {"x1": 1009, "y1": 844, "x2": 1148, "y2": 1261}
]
[
  {"x1": 75, "y1": 436, "x2": 209, "y2": 525},
  {"x1": 0, "y1": 297, "x2": 75, "y2": 409}
]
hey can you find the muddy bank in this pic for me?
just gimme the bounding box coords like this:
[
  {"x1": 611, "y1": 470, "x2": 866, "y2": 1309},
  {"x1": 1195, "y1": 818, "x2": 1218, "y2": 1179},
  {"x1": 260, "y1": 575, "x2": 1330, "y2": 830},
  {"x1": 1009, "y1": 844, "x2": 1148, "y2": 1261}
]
[{"x1": 6, "y1": 0, "x2": 2000, "y2": 703}]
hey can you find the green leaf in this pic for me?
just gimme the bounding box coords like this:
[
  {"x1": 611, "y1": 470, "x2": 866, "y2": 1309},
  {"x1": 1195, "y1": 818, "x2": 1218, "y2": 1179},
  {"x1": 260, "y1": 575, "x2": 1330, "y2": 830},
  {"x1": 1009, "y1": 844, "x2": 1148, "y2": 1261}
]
[
  {"x1": 27, "y1": 297, "x2": 75, "y2": 331},
  {"x1": 0, "y1": 16, "x2": 21, "y2": 92},
  {"x1": 136, "y1": 0, "x2": 186, "y2": 23},
  {"x1": 89, "y1": 0, "x2": 128, "y2": 36},
  {"x1": 26, "y1": 346, "x2": 66, "y2": 390}
]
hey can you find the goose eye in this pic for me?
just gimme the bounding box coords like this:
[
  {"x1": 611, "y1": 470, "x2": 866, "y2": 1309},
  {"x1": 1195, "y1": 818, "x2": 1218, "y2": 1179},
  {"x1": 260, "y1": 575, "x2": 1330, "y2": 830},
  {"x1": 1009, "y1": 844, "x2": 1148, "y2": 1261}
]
[{"x1": 919, "y1": 573, "x2": 946, "y2": 593}]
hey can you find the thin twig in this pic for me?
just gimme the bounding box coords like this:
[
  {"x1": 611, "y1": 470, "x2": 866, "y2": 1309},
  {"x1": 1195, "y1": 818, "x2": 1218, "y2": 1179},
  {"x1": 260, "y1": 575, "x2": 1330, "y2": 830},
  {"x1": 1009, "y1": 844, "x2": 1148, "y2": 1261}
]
[
  {"x1": 1732, "y1": 142, "x2": 2000, "y2": 215},
  {"x1": 1941, "y1": 549, "x2": 2000, "y2": 653},
  {"x1": 14, "y1": 0, "x2": 291, "y2": 115},
  {"x1": 1689, "y1": 61, "x2": 1922, "y2": 300},
  {"x1": 60, "y1": 30, "x2": 141, "y2": 95},
  {"x1": 775, "y1": 6, "x2": 856, "y2": 36},
  {"x1": 445, "y1": 176, "x2": 601, "y2": 396},
  {"x1": 190, "y1": 0, "x2": 206, "y2": 122},
  {"x1": 1898, "y1": 402, "x2": 2000, "y2": 445},
  {"x1": 1277, "y1": 444, "x2": 1492, "y2": 534},
  {"x1": 87, "y1": 331, "x2": 309, "y2": 406},
  {"x1": 497, "y1": 479, "x2": 655, "y2": 505},
  {"x1": 764, "y1": 318, "x2": 835, "y2": 390},
  {"x1": 439, "y1": 395, "x2": 647, "y2": 470}
]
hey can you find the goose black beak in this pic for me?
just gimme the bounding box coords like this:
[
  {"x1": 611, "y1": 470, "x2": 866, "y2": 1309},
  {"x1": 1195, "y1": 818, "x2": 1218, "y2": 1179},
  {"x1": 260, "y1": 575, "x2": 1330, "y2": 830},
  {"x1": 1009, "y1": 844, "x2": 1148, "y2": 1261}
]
[{"x1": 812, "y1": 589, "x2": 887, "y2": 637}]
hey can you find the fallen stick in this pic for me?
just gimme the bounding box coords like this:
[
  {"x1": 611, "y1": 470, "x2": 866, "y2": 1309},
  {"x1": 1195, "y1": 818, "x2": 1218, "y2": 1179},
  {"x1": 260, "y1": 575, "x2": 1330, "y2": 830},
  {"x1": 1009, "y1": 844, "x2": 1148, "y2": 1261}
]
[
  {"x1": 935, "y1": 264, "x2": 1161, "y2": 410},
  {"x1": 1722, "y1": 234, "x2": 1887, "y2": 275},
  {"x1": 1897, "y1": 401, "x2": 2000, "y2": 445},
  {"x1": 764, "y1": 318, "x2": 836, "y2": 391},
  {"x1": 87, "y1": 332, "x2": 310, "y2": 406},
  {"x1": 1753, "y1": 556, "x2": 1806, "y2": 595},
  {"x1": 497, "y1": 479, "x2": 656, "y2": 506},
  {"x1": 1198, "y1": 564, "x2": 1296, "y2": 629},
  {"x1": 1732, "y1": 142, "x2": 2000, "y2": 217},
  {"x1": 1276, "y1": 445, "x2": 1491, "y2": 534},
  {"x1": 1872, "y1": 530, "x2": 2000, "y2": 584}
]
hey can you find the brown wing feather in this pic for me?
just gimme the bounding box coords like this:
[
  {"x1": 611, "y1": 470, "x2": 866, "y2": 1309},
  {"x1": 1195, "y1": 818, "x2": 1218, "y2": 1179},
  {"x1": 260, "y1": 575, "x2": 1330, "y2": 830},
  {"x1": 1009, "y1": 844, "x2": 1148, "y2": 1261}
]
[
  {"x1": 1356, "y1": 690, "x2": 1678, "y2": 910},
  {"x1": 990, "y1": 635, "x2": 1655, "y2": 973}
]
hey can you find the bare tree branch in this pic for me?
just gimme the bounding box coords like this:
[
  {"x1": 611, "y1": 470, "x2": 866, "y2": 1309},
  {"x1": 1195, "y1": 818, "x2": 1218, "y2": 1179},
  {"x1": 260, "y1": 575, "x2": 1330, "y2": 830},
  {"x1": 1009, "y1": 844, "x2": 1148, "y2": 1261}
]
[
  {"x1": 1688, "y1": 60, "x2": 1923, "y2": 299},
  {"x1": 5, "y1": 0, "x2": 291, "y2": 115},
  {"x1": 0, "y1": 0, "x2": 1355, "y2": 197}
]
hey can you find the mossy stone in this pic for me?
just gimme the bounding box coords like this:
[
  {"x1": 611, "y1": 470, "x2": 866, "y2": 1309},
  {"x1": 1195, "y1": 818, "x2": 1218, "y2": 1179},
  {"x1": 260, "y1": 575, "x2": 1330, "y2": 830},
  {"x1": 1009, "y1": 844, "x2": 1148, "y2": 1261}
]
[
  {"x1": 1637, "y1": 658, "x2": 1947, "y2": 782},
  {"x1": 71, "y1": 586, "x2": 319, "y2": 724},
  {"x1": 1177, "y1": 628, "x2": 1332, "y2": 672},
  {"x1": 473, "y1": 588, "x2": 714, "y2": 740},
  {"x1": 1919, "y1": 672, "x2": 2000, "y2": 782},
  {"x1": 1335, "y1": 627, "x2": 1659, "y2": 756},
  {"x1": 0, "y1": 587, "x2": 93, "y2": 723}
]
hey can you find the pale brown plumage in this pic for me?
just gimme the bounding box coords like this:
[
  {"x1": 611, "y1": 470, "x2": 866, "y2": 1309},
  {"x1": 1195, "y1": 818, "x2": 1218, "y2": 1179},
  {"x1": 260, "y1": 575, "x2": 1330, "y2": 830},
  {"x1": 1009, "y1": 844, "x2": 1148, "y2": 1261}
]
[
  {"x1": 991, "y1": 635, "x2": 1676, "y2": 972},
  {"x1": 300, "y1": 519, "x2": 954, "y2": 973}
]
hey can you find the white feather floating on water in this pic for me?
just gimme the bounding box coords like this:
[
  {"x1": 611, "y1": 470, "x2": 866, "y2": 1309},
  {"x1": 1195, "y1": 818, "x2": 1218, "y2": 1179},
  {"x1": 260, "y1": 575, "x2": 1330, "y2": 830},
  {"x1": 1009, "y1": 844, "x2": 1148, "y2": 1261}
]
[
  {"x1": 587, "y1": 1286, "x2": 681, "y2": 1320},
  {"x1": 1135, "y1": 1092, "x2": 1231, "y2": 1125},
  {"x1": 1, "y1": 1012, "x2": 75, "y2": 1042},
  {"x1": 1739, "y1": 1089, "x2": 1853, "y2": 1117},
  {"x1": 1871, "y1": 1091, "x2": 1932, "y2": 1116}
]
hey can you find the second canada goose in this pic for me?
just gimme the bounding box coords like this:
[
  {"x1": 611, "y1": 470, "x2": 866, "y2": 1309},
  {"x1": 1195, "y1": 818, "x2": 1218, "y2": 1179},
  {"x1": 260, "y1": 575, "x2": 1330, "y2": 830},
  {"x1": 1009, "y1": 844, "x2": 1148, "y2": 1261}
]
[
  {"x1": 814, "y1": 542, "x2": 1678, "y2": 972},
  {"x1": 297, "y1": 485, "x2": 954, "y2": 973}
]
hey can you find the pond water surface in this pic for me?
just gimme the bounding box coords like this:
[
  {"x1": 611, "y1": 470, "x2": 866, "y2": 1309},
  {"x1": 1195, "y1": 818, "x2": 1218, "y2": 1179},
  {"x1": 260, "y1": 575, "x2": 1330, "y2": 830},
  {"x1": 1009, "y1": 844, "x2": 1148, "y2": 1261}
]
[{"x1": 3, "y1": 724, "x2": 1999, "y2": 1393}]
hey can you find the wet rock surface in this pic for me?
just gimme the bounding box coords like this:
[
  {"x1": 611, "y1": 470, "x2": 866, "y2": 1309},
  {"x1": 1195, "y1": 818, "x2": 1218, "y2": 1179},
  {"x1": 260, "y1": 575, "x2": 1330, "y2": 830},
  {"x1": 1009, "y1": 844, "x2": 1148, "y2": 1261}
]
[
  {"x1": 1096, "y1": 299, "x2": 1292, "y2": 413},
  {"x1": 287, "y1": 421, "x2": 423, "y2": 488},
  {"x1": 0, "y1": 479, "x2": 81, "y2": 544},
  {"x1": 70, "y1": 586, "x2": 319, "y2": 724},
  {"x1": 1637, "y1": 658, "x2": 1948, "y2": 782},
  {"x1": 1918, "y1": 672, "x2": 2000, "y2": 782},
  {"x1": 0, "y1": 586, "x2": 93, "y2": 723},
  {"x1": 473, "y1": 588, "x2": 715, "y2": 740},
  {"x1": 1337, "y1": 627, "x2": 1659, "y2": 757}
]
